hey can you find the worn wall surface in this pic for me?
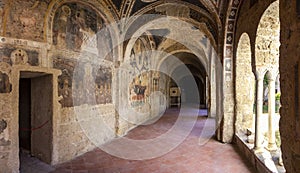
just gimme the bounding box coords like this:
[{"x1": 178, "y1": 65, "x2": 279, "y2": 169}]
[
  {"x1": 234, "y1": 0, "x2": 300, "y2": 172},
  {"x1": 0, "y1": 1, "x2": 220, "y2": 173},
  {"x1": 234, "y1": 0, "x2": 277, "y2": 133},
  {"x1": 235, "y1": 0, "x2": 279, "y2": 134},
  {"x1": 235, "y1": 33, "x2": 255, "y2": 133},
  {"x1": 0, "y1": 61, "x2": 13, "y2": 172},
  {"x1": 0, "y1": 1, "x2": 118, "y2": 172},
  {"x1": 5, "y1": 0, "x2": 50, "y2": 41},
  {"x1": 279, "y1": 0, "x2": 300, "y2": 172}
]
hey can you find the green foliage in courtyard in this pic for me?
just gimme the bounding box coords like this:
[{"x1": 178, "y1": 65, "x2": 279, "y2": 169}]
[{"x1": 275, "y1": 92, "x2": 281, "y2": 101}]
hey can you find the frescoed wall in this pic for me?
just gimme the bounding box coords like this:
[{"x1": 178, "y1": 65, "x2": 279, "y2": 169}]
[
  {"x1": 52, "y1": 3, "x2": 113, "y2": 61},
  {"x1": 128, "y1": 38, "x2": 151, "y2": 108},
  {"x1": 5, "y1": 0, "x2": 50, "y2": 41},
  {"x1": 53, "y1": 56, "x2": 112, "y2": 107}
]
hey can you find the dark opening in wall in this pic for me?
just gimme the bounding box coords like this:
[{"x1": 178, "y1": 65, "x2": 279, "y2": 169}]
[
  {"x1": 297, "y1": 0, "x2": 300, "y2": 17},
  {"x1": 19, "y1": 78, "x2": 31, "y2": 151}
]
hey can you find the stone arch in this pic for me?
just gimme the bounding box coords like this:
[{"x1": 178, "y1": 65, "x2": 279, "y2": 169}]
[
  {"x1": 235, "y1": 33, "x2": 255, "y2": 133},
  {"x1": 223, "y1": 0, "x2": 243, "y2": 61},
  {"x1": 44, "y1": 0, "x2": 110, "y2": 44},
  {"x1": 253, "y1": 1, "x2": 280, "y2": 153},
  {"x1": 220, "y1": 0, "x2": 243, "y2": 143},
  {"x1": 156, "y1": 49, "x2": 208, "y2": 74},
  {"x1": 255, "y1": 0, "x2": 280, "y2": 68},
  {"x1": 123, "y1": 18, "x2": 210, "y2": 72},
  {"x1": 122, "y1": 1, "x2": 219, "y2": 53},
  {"x1": 131, "y1": 1, "x2": 221, "y2": 30}
]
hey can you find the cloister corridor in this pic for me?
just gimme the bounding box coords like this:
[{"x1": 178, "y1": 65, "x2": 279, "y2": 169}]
[{"x1": 20, "y1": 107, "x2": 255, "y2": 173}]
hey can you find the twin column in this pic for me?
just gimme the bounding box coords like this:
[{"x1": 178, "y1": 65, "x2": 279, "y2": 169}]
[{"x1": 254, "y1": 70, "x2": 278, "y2": 151}]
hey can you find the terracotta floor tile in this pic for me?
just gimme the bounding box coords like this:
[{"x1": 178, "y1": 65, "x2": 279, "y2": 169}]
[{"x1": 21, "y1": 108, "x2": 256, "y2": 173}]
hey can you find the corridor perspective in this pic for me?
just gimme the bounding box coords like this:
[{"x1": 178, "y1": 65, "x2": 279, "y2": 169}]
[
  {"x1": 22, "y1": 107, "x2": 255, "y2": 173},
  {"x1": 1, "y1": 0, "x2": 300, "y2": 173}
]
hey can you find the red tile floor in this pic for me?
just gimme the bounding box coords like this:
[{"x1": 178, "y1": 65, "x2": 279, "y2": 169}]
[{"x1": 48, "y1": 107, "x2": 255, "y2": 173}]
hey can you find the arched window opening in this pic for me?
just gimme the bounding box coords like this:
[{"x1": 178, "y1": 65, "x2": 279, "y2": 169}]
[
  {"x1": 235, "y1": 33, "x2": 255, "y2": 134},
  {"x1": 253, "y1": 0, "x2": 284, "y2": 171}
]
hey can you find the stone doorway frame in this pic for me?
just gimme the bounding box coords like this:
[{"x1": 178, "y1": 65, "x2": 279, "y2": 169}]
[{"x1": 11, "y1": 65, "x2": 61, "y2": 169}]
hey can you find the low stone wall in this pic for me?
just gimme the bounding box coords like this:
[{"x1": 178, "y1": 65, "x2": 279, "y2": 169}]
[
  {"x1": 55, "y1": 104, "x2": 116, "y2": 163},
  {"x1": 234, "y1": 134, "x2": 275, "y2": 173}
]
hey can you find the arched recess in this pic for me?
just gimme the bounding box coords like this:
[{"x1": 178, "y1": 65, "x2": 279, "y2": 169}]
[
  {"x1": 157, "y1": 51, "x2": 209, "y2": 110},
  {"x1": 122, "y1": 17, "x2": 211, "y2": 73},
  {"x1": 235, "y1": 33, "x2": 255, "y2": 134},
  {"x1": 253, "y1": 1, "x2": 282, "y2": 169},
  {"x1": 254, "y1": 0, "x2": 280, "y2": 140},
  {"x1": 117, "y1": 34, "x2": 157, "y2": 135},
  {"x1": 44, "y1": 0, "x2": 120, "y2": 62},
  {"x1": 119, "y1": 5, "x2": 220, "y2": 134},
  {"x1": 122, "y1": 1, "x2": 219, "y2": 59}
]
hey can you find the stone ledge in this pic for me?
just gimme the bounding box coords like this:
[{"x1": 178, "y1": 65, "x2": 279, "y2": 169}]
[{"x1": 234, "y1": 134, "x2": 281, "y2": 173}]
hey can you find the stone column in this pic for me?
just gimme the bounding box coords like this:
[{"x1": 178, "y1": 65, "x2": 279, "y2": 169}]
[
  {"x1": 254, "y1": 74, "x2": 264, "y2": 151},
  {"x1": 268, "y1": 75, "x2": 277, "y2": 151},
  {"x1": 209, "y1": 54, "x2": 216, "y2": 118}
]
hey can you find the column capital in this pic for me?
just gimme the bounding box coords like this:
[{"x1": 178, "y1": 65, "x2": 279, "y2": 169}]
[
  {"x1": 267, "y1": 69, "x2": 279, "y2": 81},
  {"x1": 254, "y1": 68, "x2": 266, "y2": 80},
  {"x1": 270, "y1": 72, "x2": 279, "y2": 81}
]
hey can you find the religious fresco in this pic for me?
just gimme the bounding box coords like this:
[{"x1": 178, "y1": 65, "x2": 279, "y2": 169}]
[
  {"x1": 53, "y1": 56, "x2": 112, "y2": 107},
  {"x1": 0, "y1": 47, "x2": 39, "y2": 66},
  {"x1": 127, "y1": 41, "x2": 164, "y2": 107},
  {"x1": 53, "y1": 3, "x2": 113, "y2": 61},
  {"x1": 0, "y1": 71, "x2": 11, "y2": 93},
  {"x1": 72, "y1": 62, "x2": 112, "y2": 106},
  {"x1": 129, "y1": 38, "x2": 150, "y2": 74},
  {"x1": 94, "y1": 66, "x2": 112, "y2": 104},
  {"x1": 129, "y1": 73, "x2": 149, "y2": 107},
  {"x1": 0, "y1": 1, "x2": 5, "y2": 34},
  {"x1": 11, "y1": 49, "x2": 28, "y2": 65},
  {"x1": 53, "y1": 57, "x2": 76, "y2": 107},
  {"x1": 128, "y1": 38, "x2": 151, "y2": 108},
  {"x1": 6, "y1": 0, "x2": 50, "y2": 41},
  {"x1": 128, "y1": 70, "x2": 161, "y2": 108},
  {"x1": 0, "y1": 48, "x2": 12, "y2": 65}
]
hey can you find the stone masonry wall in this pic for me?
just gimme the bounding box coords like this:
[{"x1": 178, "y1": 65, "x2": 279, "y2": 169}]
[
  {"x1": 235, "y1": 0, "x2": 300, "y2": 172},
  {"x1": 0, "y1": 0, "x2": 221, "y2": 172},
  {"x1": 0, "y1": 1, "x2": 119, "y2": 172},
  {"x1": 255, "y1": 1, "x2": 280, "y2": 68},
  {"x1": 234, "y1": 0, "x2": 277, "y2": 134},
  {"x1": 56, "y1": 104, "x2": 115, "y2": 163},
  {"x1": 279, "y1": 0, "x2": 300, "y2": 172},
  {"x1": 0, "y1": 62, "x2": 14, "y2": 172}
]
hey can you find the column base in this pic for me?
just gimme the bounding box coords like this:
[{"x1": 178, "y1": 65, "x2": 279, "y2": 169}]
[{"x1": 267, "y1": 143, "x2": 277, "y2": 151}]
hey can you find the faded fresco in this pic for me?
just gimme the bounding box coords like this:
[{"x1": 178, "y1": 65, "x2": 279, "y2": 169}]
[
  {"x1": 53, "y1": 56, "x2": 112, "y2": 107},
  {"x1": 129, "y1": 73, "x2": 149, "y2": 107},
  {"x1": 53, "y1": 3, "x2": 113, "y2": 61},
  {"x1": 53, "y1": 57, "x2": 76, "y2": 107},
  {"x1": 0, "y1": 71, "x2": 11, "y2": 93},
  {"x1": 72, "y1": 62, "x2": 112, "y2": 106},
  {"x1": 0, "y1": 1, "x2": 5, "y2": 34},
  {"x1": 94, "y1": 66, "x2": 112, "y2": 104},
  {"x1": 6, "y1": 0, "x2": 50, "y2": 41},
  {"x1": 128, "y1": 38, "x2": 151, "y2": 107},
  {"x1": 0, "y1": 47, "x2": 39, "y2": 66}
]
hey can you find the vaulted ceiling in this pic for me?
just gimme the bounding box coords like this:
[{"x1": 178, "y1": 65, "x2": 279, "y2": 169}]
[
  {"x1": 102, "y1": 0, "x2": 231, "y2": 52},
  {"x1": 107, "y1": 0, "x2": 219, "y2": 16}
]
